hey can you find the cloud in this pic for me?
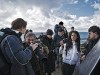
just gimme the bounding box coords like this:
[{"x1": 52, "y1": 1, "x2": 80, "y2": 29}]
[
  {"x1": 64, "y1": 0, "x2": 78, "y2": 4},
  {"x1": 89, "y1": 2, "x2": 100, "y2": 27},
  {"x1": 91, "y1": 2, "x2": 100, "y2": 10},
  {"x1": 84, "y1": 0, "x2": 89, "y2": 3},
  {"x1": 0, "y1": 0, "x2": 100, "y2": 32}
]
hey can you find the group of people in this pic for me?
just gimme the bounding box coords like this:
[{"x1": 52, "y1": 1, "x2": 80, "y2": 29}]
[{"x1": 0, "y1": 18, "x2": 100, "y2": 75}]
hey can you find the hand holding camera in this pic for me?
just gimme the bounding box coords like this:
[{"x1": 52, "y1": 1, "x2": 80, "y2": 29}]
[
  {"x1": 60, "y1": 40, "x2": 64, "y2": 46},
  {"x1": 30, "y1": 43, "x2": 38, "y2": 51}
]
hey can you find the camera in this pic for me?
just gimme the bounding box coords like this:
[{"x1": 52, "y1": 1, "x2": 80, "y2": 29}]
[
  {"x1": 62, "y1": 38, "x2": 67, "y2": 43},
  {"x1": 34, "y1": 40, "x2": 43, "y2": 49},
  {"x1": 34, "y1": 40, "x2": 47, "y2": 62}
]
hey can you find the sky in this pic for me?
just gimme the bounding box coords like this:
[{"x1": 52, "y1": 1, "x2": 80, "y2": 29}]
[{"x1": 0, "y1": 0, "x2": 100, "y2": 32}]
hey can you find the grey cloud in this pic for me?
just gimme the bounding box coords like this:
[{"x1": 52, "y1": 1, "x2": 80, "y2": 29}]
[
  {"x1": 64, "y1": 15, "x2": 76, "y2": 20},
  {"x1": 27, "y1": 22, "x2": 52, "y2": 32},
  {"x1": 64, "y1": 0, "x2": 78, "y2": 4},
  {"x1": 0, "y1": 0, "x2": 100, "y2": 32},
  {"x1": 28, "y1": 26, "x2": 48, "y2": 32},
  {"x1": 0, "y1": 12, "x2": 14, "y2": 20},
  {"x1": 44, "y1": 23, "x2": 52, "y2": 28},
  {"x1": 91, "y1": 2, "x2": 100, "y2": 10},
  {"x1": 0, "y1": 0, "x2": 79, "y2": 18},
  {"x1": 2, "y1": 0, "x2": 61, "y2": 9}
]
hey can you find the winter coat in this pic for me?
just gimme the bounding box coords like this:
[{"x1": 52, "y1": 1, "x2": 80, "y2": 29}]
[
  {"x1": 83, "y1": 37, "x2": 100, "y2": 55},
  {"x1": 0, "y1": 28, "x2": 35, "y2": 75},
  {"x1": 82, "y1": 37, "x2": 100, "y2": 75},
  {"x1": 41, "y1": 35, "x2": 56, "y2": 73},
  {"x1": 23, "y1": 42, "x2": 47, "y2": 74},
  {"x1": 53, "y1": 34, "x2": 65, "y2": 47},
  {"x1": 53, "y1": 34, "x2": 65, "y2": 55}
]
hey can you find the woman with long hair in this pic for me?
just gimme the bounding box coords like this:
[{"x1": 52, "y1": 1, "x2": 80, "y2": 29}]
[{"x1": 59, "y1": 31, "x2": 80, "y2": 75}]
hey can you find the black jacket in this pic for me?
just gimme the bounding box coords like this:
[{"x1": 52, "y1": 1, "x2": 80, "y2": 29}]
[
  {"x1": 83, "y1": 37, "x2": 100, "y2": 75},
  {"x1": 41, "y1": 35, "x2": 56, "y2": 73},
  {"x1": 23, "y1": 42, "x2": 47, "y2": 73},
  {"x1": 83, "y1": 37, "x2": 99, "y2": 55}
]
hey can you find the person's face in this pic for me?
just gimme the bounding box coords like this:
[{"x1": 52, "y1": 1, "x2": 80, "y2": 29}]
[
  {"x1": 71, "y1": 28, "x2": 74, "y2": 31},
  {"x1": 71, "y1": 33, "x2": 77, "y2": 41},
  {"x1": 21, "y1": 27, "x2": 26, "y2": 34},
  {"x1": 25, "y1": 36, "x2": 35, "y2": 44},
  {"x1": 58, "y1": 31, "x2": 64, "y2": 36},
  {"x1": 47, "y1": 35, "x2": 52, "y2": 39},
  {"x1": 88, "y1": 32, "x2": 97, "y2": 40}
]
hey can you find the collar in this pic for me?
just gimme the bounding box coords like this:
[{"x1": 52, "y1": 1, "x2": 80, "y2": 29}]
[
  {"x1": 12, "y1": 29, "x2": 20, "y2": 33},
  {"x1": 12, "y1": 29, "x2": 22, "y2": 37}
]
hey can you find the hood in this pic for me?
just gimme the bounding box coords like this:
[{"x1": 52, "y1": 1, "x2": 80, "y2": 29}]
[{"x1": 0, "y1": 28, "x2": 22, "y2": 37}]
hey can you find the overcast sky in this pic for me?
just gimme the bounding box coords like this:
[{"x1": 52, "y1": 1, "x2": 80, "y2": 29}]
[{"x1": 0, "y1": 0, "x2": 100, "y2": 32}]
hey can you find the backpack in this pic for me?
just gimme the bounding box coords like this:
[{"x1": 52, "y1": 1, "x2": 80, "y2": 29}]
[
  {"x1": 0, "y1": 31, "x2": 11, "y2": 75},
  {"x1": 54, "y1": 24, "x2": 60, "y2": 34},
  {"x1": 54, "y1": 24, "x2": 68, "y2": 38}
]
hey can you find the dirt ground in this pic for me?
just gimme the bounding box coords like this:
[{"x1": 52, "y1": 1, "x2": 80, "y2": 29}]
[
  {"x1": 52, "y1": 65, "x2": 75, "y2": 75},
  {"x1": 53, "y1": 67, "x2": 62, "y2": 75}
]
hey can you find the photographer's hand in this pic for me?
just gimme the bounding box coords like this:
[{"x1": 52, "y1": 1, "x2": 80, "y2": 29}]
[
  {"x1": 60, "y1": 40, "x2": 64, "y2": 46},
  {"x1": 81, "y1": 55, "x2": 86, "y2": 61},
  {"x1": 30, "y1": 43, "x2": 38, "y2": 51}
]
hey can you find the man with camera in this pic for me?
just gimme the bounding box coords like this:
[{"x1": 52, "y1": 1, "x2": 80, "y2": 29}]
[{"x1": 23, "y1": 32, "x2": 47, "y2": 75}]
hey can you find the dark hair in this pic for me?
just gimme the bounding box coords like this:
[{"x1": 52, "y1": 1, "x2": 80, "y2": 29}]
[
  {"x1": 59, "y1": 21, "x2": 63, "y2": 25},
  {"x1": 71, "y1": 26, "x2": 74, "y2": 29},
  {"x1": 88, "y1": 25, "x2": 100, "y2": 36},
  {"x1": 46, "y1": 29, "x2": 53, "y2": 35},
  {"x1": 11, "y1": 18, "x2": 27, "y2": 30},
  {"x1": 67, "y1": 31, "x2": 80, "y2": 52},
  {"x1": 29, "y1": 29, "x2": 33, "y2": 32}
]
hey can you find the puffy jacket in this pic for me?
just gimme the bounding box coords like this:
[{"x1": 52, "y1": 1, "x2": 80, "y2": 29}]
[
  {"x1": 53, "y1": 34, "x2": 65, "y2": 47},
  {"x1": 0, "y1": 28, "x2": 35, "y2": 75}
]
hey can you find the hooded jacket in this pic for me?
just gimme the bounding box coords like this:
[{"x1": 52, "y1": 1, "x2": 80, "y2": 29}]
[{"x1": 0, "y1": 28, "x2": 35, "y2": 75}]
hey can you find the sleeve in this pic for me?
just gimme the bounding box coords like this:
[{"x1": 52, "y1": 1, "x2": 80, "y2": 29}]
[
  {"x1": 53, "y1": 35, "x2": 57, "y2": 47},
  {"x1": 35, "y1": 47, "x2": 47, "y2": 62},
  {"x1": 53, "y1": 35, "x2": 61, "y2": 47},
  {"x1": 59, "y1": 46, "x2": 63, "y2": 54},
  {"x1": 2, "y1": 35, "x2": 33, "y2": 65},
  {"x1": 40, "y1": 36, "x2": 47, "y2": 46},
  {"x1": 54, "y1": 24, "x2": 59, "y2": 33},
  {"x1": 76, "y1": 52, "x2": 81, "y2": 67}
]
